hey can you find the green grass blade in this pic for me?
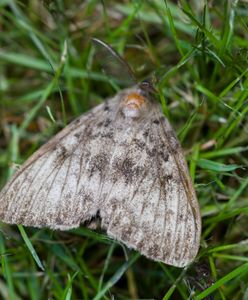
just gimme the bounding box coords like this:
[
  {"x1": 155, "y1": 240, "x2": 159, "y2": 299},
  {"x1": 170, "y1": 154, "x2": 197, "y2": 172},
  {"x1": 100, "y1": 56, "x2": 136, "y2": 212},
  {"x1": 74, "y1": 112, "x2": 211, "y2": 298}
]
[
  {"x1": 62, "y1": 272, "x2": 79, "y2": 300},
  {"x1": 18, "y1": 225, "x2": 44, "y2": 271},
  {"x1": 197, "y1": 158, "x2": 241, "y2": 172},
  {"x1": 0, "y1": 233, "x2": 17, "y2": 300},
  {"x1": 93, "y1": 253, "x2": 140, "y2": 300}
]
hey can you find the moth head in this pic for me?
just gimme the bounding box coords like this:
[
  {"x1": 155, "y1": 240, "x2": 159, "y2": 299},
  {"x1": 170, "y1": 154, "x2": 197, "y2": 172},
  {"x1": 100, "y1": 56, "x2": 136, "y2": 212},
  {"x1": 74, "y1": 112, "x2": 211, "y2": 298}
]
[
  {"x1": 121, "y1": 85, "x2": 155, "y2": 119},
  {"x1": 139, "y1": 79, "x2": 157, "y2": 95}
]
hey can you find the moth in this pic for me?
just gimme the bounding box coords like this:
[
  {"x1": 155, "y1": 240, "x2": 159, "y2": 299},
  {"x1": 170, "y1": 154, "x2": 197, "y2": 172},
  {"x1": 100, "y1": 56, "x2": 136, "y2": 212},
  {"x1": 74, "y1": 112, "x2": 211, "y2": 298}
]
[{"x1": 0, "y1": 38, "x2": 201, "y2": 267}]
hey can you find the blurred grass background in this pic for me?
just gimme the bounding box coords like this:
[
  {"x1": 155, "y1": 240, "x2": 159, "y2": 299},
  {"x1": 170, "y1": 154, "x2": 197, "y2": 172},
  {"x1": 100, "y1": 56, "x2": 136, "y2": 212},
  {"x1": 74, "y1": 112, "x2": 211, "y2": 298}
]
[{"x1": 0, "y1": 0, "x2": 248, "y2": 299}]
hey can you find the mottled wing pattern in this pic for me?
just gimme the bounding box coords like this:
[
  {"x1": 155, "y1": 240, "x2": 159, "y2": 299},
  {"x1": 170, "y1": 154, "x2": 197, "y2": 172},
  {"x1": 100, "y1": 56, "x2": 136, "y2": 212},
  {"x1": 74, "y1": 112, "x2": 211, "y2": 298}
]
[
  {"x1": 99, "y1": 105, "x2": 201, "y2": 267},
  {"x1": 0, "y1": 87, "x2": 200, "y2": 267},
  {"x1": 0, "y1": 96, "x2": 120, "y2": 230}
]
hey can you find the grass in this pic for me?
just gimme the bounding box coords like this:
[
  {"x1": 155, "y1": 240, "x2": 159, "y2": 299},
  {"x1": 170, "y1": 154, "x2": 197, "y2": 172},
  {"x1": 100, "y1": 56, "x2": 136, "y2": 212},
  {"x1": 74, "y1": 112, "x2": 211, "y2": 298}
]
[{"x1": 0, "y1": 0, "x2": 248, "y2": 299}]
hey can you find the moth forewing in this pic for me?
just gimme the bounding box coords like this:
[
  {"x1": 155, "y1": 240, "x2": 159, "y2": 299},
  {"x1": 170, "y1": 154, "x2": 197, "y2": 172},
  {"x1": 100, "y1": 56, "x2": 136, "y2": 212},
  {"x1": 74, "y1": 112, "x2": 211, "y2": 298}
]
[
  {"x1": 99, "y1": 101, "x2": 201, "y2": 267},
  {"x1": 0, "y1": 98, "x2": 120, "y2": 229}
]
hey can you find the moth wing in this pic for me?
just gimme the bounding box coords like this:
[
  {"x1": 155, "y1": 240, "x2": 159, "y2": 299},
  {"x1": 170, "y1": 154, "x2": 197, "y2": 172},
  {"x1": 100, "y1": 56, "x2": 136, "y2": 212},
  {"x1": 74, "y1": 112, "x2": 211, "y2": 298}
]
[
  {"x1": 100, "y1": 111, "x2": 201, "y2": 267},
  {"x1": 92, "y1": 38, "x2": 137, "y2": 86},
  {"x1": 0, "y1": 97, "x2": 119, "y2": 230}
]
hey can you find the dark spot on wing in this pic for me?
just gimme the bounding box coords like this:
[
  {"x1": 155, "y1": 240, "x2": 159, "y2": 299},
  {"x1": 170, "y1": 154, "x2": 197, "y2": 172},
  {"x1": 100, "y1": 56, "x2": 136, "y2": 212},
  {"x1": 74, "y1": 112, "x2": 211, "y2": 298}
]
[
  {"x1": 159, "y1": 150, "x2": 169, "y2": 162},
  {"x1": 89, "y1": 153, "x2": 109, "y2": 177},
  {"x1": 104, "y1": 118, "x2": 112, "y2": 127},
  {"x1": 146, "y1": 142, "x2": 169, "y2": 161},
  {"x1": 56, "y1": 145, "x2": 69, "y2": 164},
  {"x1": 101, "y1": 131, "x2": 114, "y2": 139},
  {"x1": 143, "y1": 130, "x2": 149, "y2": 138},
  {"x1": 133, "y1": 138, "x2": 146, "y2": 150},
  {"x1": 179, "y1": 213, "x2": 184, "y2": 221},
  {"x1": 113, "y1": 157, "x2": 143, "y2": 184},
  {"x1": 146, "y1": 147, "x2": 156, "y2": 157},
  {"x1": 153, "y1": 119, "x2": 160, "y2": 125},
  {"x1": 97, "y1": 121, "x2": 104, "y2": 127},
  {"x1": 83, "y1": 125, "x2": 93, "y2": 138},
  {"x1": 74, "y1": 133, "x2": 81, "y2": 139},
  {"x1": 165, "y1": 174, "x2": 173, "y2": 181},
  {"x1": 122, "y1": 158, "x2": 135, "y2": 182},
  {"x1": 160, "y1": 174, "x2": 173, "y2": 186},
  {"x1": 60, "y1": 145, "x2": 67, "y2": 155},
  {"x1": 97, "y1": 118, "x2": 112, "y2": 128},
  {"x1": 83, "y1": 125, "x2": 101, "y2": 140}
]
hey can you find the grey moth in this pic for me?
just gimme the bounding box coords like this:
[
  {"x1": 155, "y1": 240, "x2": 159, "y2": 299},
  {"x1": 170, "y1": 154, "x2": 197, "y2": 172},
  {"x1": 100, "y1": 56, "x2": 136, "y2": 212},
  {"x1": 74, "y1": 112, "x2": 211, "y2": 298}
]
[{"x1": 0, "y1": 39, "x2": 201, "y2": 267}]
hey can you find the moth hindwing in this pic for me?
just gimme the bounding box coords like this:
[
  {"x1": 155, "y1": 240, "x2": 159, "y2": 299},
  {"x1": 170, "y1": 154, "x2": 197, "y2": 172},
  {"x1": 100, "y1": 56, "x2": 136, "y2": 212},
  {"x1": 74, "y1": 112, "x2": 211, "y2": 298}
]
[{"x1": 0, "y1": 83, "x2": 201, "y2": 267}]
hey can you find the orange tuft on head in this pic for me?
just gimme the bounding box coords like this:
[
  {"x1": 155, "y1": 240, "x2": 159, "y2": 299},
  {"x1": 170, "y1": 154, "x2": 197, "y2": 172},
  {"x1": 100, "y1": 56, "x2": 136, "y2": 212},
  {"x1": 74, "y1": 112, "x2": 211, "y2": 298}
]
[{"x1": 124, "y1": 93, "x2": 145, "y2": 109}]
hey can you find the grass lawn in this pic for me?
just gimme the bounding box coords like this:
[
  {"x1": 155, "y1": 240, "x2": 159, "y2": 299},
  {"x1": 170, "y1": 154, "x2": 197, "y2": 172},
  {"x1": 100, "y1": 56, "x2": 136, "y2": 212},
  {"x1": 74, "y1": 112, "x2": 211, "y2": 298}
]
[{"x1": 0, "y1": 0, "x2": 248, "y2": 299}]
